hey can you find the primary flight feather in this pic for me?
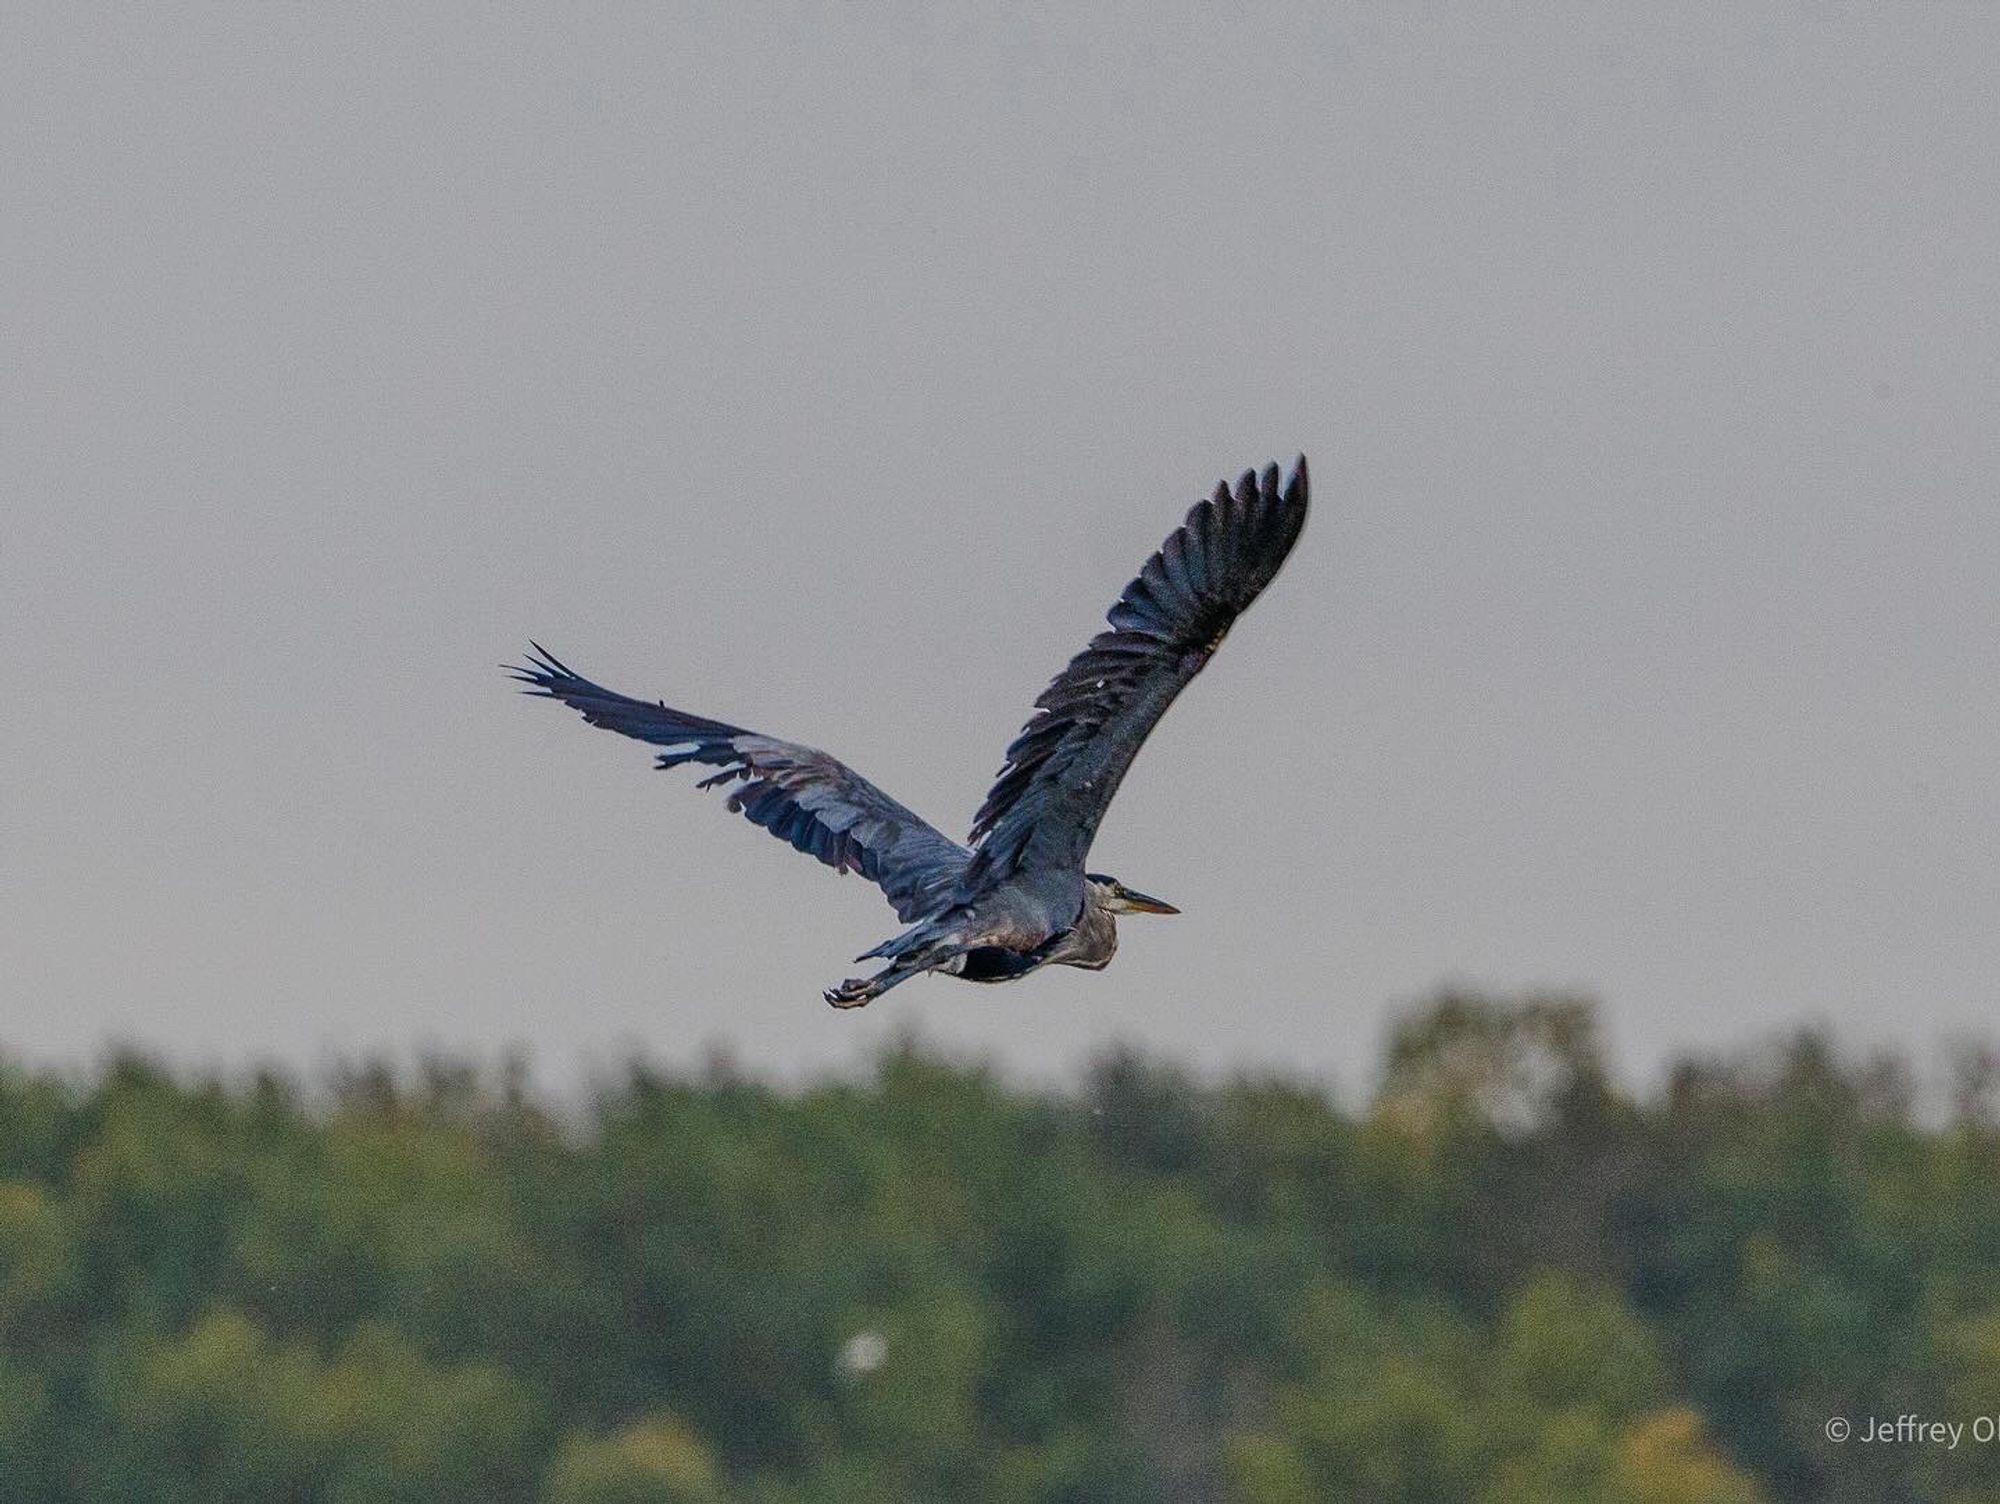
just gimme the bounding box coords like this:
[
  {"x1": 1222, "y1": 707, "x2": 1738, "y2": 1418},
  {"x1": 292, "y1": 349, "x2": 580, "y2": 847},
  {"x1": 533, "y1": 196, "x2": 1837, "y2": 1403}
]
[{"x1": 512, "y1": 456, "x2": 1309, "y2": 1006}]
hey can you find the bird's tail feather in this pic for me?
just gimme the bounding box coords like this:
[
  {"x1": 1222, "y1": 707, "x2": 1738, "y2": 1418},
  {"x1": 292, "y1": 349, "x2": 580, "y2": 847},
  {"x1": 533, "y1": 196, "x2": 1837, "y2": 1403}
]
[{"x1": 857, "y1": 915, "x2": 961, "y2": 963}]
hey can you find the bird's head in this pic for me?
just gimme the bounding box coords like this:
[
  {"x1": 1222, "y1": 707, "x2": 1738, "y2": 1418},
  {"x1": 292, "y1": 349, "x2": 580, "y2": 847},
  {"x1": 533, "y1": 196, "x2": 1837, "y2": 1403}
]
[{"x1": 1086, "y1": 873, "x2": 1181, "y2": 916}]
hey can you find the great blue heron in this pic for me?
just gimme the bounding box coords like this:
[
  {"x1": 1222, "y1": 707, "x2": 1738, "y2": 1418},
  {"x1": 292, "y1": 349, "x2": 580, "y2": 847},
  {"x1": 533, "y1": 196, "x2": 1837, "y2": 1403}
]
[{"x1": 512, "y1": 457, "x2": 1309, "y2": 1007}]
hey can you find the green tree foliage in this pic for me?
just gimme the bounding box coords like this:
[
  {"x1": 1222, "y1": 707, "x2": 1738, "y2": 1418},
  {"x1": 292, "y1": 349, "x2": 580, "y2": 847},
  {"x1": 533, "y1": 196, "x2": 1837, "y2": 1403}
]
[
  {"x1": 0, "y1": 992, "x2": 1989, "y2": 1500},
  {"x1": 544, "y1": 1414, "x2": 721, "y2": 1504}
]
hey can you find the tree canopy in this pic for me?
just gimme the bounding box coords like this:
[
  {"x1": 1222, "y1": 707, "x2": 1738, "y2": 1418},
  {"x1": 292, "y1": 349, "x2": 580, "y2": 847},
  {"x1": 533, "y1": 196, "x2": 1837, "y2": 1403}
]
[{"x1": 1, "y1": 991, "x2": 1991, "y2": 1502}]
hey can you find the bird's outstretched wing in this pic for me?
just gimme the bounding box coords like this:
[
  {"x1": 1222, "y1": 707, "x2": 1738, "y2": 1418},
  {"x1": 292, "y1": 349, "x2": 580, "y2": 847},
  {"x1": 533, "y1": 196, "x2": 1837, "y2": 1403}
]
[
  {"x1": 959, "y1": 458, "x2": 1309, "y2": 896},
  {"x1": 511, "y1": 646, "x2": 969, "y2": 922}
]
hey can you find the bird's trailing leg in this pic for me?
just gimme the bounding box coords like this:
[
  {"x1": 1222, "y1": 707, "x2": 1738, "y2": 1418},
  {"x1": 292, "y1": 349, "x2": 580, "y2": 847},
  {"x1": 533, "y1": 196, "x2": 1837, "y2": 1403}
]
[
  {"x1": 823, "y1": 939, "x2": 964, "y2": 1009},
  {"x1": 824, "y1": 975, "x2": 886, "y2": 1009},
  {"x1": 823, "y1": 966, "x2": 914, "y2": 1009}
]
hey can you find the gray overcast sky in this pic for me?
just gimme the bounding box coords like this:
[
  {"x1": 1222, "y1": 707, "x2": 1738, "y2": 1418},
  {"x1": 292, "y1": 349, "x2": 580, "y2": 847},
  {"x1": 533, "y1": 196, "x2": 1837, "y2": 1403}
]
[{"x1": 4, "y1": 5, "x2": 1996, "y2": 1093}]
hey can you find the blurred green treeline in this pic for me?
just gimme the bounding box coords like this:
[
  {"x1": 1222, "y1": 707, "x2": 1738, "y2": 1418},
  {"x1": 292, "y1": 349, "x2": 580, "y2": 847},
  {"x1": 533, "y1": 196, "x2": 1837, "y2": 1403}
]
[{"x1": 3, "y1": 990, "x2": 1999, "y2": 1503}]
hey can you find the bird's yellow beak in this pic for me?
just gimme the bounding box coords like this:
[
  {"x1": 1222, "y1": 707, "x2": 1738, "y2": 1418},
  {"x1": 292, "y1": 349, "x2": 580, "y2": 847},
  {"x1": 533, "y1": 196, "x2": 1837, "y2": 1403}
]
[{"x1": 1112, "y1": 885, "x2": 1180, "y2": 915}]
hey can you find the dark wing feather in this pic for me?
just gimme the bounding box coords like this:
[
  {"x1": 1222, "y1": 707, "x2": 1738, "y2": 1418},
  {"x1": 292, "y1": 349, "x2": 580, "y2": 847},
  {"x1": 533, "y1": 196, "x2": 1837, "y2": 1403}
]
[
  {"x1": 510, "y1": 645, "x2": 969, "y2": 922},
  {"x1": 959, "y1": 458, "x2": 1309, "y2": 895}
]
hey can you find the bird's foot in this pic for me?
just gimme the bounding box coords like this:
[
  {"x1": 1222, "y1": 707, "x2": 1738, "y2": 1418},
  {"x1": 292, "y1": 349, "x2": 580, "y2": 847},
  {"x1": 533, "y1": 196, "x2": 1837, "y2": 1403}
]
[{"x1": 824, "y1": 977, "x2": 875, "y2": 1009}]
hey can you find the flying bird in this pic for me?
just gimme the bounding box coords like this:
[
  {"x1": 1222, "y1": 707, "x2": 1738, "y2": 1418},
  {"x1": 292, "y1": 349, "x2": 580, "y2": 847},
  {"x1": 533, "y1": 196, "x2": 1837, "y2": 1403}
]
[{"x1": 512, "y1": 457, "x2": 1309, "y2": 1007}]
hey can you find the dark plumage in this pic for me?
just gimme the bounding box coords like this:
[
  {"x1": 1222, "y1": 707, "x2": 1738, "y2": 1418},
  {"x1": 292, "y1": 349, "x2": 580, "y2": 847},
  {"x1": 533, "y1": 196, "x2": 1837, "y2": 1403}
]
[
  {"x1": 508, "y1": 648, "x2": 969, "y2": 924},
  {"x1": 511, "y1": 457, "x2": 1309, "y2": 1006},
  {"x1": 962, "y1": 459, "x2": 1311, "y2": 894}
]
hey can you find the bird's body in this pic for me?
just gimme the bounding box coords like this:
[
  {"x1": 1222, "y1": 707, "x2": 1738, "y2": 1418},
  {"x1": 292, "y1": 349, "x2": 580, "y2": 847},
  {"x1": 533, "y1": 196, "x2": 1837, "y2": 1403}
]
[{"x1": 513, "y1": 457, "x2": 1308, "y2": 1006}]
